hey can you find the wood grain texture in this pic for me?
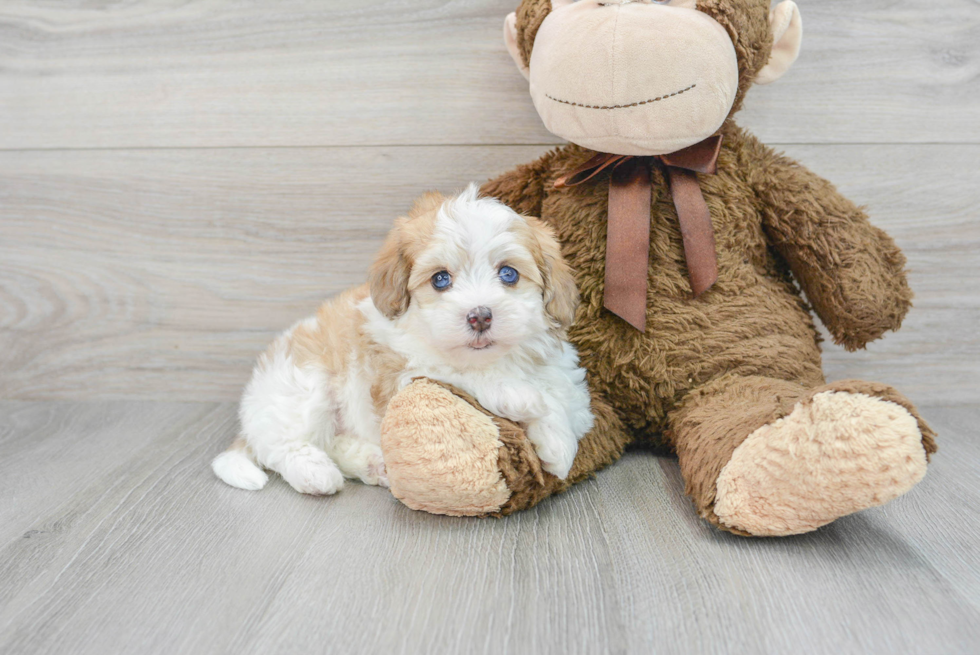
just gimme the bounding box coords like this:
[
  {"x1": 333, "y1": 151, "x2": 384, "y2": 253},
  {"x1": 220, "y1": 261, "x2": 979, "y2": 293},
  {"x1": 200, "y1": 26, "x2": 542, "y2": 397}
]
[
  {"x1": 0, "y1": 0, "x2": 977, "y2": 150},
  {"x1": 0, "y1": 401, "x2": 977, "y2": 654},
  {"x1": 1, "y1": 144, "x2": 977, "y2": 403}
]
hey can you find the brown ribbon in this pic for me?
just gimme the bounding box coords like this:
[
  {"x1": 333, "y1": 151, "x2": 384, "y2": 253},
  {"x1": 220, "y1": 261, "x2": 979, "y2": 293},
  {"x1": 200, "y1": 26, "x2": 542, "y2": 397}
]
[{"x1": 554, "y1": 135, "x2": 723, "y2": 332}]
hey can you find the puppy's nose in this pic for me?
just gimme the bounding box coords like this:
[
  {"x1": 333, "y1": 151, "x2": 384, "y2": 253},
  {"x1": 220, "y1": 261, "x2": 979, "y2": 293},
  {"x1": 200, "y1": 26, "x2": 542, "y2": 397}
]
[{"x1": 466, "y1": 306, "x2": 492, "y2": 333}]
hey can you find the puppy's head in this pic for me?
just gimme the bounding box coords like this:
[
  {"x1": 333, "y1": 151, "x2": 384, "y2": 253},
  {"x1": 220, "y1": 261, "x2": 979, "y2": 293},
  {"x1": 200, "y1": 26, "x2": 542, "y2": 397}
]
[{"x1": 369, "y1": 184, "x2": 579, "y2": 359}]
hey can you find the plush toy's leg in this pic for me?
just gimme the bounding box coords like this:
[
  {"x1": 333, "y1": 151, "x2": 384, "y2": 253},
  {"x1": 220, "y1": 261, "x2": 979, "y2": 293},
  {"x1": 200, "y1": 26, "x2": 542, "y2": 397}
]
[
  {"x1": 668, "y1": 375, "x2": 938, "y2": 536},
  {"x1": 380, "y1": 378, "x2": 631, "y2": 517}
]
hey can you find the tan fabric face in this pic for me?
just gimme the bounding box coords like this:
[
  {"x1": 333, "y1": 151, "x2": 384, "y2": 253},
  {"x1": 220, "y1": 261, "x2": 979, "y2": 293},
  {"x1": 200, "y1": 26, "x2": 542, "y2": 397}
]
[{"x1": 527, "y1": 1, "x2": 739, "y2": 155}]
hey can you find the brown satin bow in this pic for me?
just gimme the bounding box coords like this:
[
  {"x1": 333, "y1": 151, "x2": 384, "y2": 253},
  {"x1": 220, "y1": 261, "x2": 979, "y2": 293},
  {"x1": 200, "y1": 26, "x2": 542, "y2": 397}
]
[{"x1": 554, "y1": 134, "x2": 723, "y2": 332}]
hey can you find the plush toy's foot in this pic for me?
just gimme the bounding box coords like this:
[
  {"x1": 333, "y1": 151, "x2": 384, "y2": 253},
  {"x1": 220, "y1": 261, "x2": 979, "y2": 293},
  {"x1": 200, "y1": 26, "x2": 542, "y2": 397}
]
[
  {"x1": 380, "y1": 378, "x2": 629, "y2": 517},
  {"x1": 671, "y1": 377, "x2": 938, "y2": 537},
  {"x1": 714, "y1": 390, "x2": 928, "y2": 536}
]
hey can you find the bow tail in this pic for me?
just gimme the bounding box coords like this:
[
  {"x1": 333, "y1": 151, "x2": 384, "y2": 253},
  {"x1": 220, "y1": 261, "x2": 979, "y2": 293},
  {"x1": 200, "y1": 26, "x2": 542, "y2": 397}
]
[
  {"x1": 665, "y1": 166, "x2": 718, "y2": 297},
  {"x1": 604, "y1": 157, "x2": 651, "y2": 332}
]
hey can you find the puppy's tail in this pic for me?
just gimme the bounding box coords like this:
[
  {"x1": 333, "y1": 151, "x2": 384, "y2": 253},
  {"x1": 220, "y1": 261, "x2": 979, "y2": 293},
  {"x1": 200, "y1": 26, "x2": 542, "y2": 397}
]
[{"x1": 212, "y1": 437, "x2": 268, "y2": 491}]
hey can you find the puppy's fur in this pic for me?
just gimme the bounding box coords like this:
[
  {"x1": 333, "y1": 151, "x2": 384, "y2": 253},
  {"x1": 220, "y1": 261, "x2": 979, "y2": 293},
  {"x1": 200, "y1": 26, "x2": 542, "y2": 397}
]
[{"x1": 212, "y1": 185, "x2": 594, "y2": 495}]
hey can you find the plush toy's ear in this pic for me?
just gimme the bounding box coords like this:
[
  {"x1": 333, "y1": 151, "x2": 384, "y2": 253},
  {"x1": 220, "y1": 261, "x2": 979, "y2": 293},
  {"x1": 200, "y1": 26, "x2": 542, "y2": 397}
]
[
  {"x1": 756, "y1": 1, "x2": 803, "y2": 85},
  {"x1": 369, "y1": 218, "x2": 412, "y2": 320},
  {"x1": 504, "y1": 12, "x2": 530, "y2": 82}
]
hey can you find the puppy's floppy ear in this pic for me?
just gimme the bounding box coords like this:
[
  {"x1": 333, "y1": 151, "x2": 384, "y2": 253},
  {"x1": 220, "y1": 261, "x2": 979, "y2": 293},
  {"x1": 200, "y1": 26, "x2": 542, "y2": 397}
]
[
  {"x1": 526, "y1": 216, "x2": 579, "y2": 330},
  {"x1": 408, "y1": 190, "x2": 445, "y2": 219},
  {"x1": 370, "y1": 191, "x2": 445, "y2": 319},
  {"x1": 369, "y1": 218, "x2": 412, "y2": 319}
]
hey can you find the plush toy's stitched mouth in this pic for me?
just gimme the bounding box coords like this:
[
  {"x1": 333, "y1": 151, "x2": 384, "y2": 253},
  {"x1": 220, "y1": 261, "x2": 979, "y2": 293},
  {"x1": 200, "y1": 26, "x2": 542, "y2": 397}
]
[{"x1": 545, "y1": 83, "x2": 696, "y2": 110}]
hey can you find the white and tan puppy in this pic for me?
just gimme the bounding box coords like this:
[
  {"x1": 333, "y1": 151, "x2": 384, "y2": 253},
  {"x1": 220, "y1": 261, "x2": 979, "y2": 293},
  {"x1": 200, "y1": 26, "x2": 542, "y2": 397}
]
[{"x1": 212, "y1": 185, "x2": 594, "y2": 495}]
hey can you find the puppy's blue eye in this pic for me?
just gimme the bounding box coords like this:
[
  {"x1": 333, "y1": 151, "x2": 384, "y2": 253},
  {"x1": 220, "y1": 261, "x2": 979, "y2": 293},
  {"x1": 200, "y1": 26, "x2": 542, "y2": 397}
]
[
  {"x1": 431, "y1": 270, "x2": 452, "y2": 291},
  {"x1": 498, "y1": 266, "x2": 519, "y2": 286}
]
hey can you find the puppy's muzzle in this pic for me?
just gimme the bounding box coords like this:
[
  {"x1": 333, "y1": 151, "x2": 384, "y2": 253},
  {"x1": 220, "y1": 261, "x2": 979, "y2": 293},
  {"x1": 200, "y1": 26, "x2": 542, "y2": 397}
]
[{"x1": 466, "y1": 306, "x2": 492, "y2": 333}]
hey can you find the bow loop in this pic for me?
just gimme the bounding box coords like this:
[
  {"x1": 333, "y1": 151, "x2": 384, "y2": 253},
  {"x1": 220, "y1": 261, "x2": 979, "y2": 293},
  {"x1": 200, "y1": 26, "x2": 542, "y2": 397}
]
[{"x1": 555, "y1": 153, "x2": 627, "y2": 188}]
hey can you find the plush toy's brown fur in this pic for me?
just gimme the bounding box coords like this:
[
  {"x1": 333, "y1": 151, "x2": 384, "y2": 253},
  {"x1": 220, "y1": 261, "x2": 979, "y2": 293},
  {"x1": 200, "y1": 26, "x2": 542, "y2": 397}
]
[
  {"x1": 380, "y1": 0, "x2": 937, "y2": 535},
  {"x1": 477, "y1": 124, "x2": 936, "y2": 526}
]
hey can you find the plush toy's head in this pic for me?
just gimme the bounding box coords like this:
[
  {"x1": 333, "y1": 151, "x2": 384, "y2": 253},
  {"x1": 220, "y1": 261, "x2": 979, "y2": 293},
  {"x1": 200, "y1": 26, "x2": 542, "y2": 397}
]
[{"x1": 504, "y1": 0, "x2": 802, "y2": 155}]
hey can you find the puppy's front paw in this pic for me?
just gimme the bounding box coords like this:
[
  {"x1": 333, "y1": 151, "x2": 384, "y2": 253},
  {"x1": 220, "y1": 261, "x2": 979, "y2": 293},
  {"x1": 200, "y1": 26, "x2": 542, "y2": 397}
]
[
  {"x1": 359, "y1": 444, "x2": 389, "y2": 488},
  {"x1": 331, "y1": 438, "x2": 389, "y2": 487},
  {"x1": 482, "y1": 386, "x2": 549, "y2": 423},
  {"x1": 280, "y1": 446, "x2": 345, "y2": 495},
  {"x1": 526, "y1": 420, "x2": 578, "y2": 480}
]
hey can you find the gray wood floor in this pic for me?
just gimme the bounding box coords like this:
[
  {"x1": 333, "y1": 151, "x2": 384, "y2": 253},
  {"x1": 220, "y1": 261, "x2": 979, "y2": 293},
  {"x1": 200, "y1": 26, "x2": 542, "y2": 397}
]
[
  {"x1": 2, "y1": 1, "x2": 979, "y2": 653},
  {"x1": 0, "y1": 402, "x2": 977, "y2": 655}
]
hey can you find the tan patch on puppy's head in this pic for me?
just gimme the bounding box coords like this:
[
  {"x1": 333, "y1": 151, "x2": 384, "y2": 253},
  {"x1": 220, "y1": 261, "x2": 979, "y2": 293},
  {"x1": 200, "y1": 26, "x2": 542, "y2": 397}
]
[
  {"x1": 515, "y1": 216, "x2": 580, "y2": 330},
  {"x1": 369, "y1": 192, "x2": 444, "y2": 319}
]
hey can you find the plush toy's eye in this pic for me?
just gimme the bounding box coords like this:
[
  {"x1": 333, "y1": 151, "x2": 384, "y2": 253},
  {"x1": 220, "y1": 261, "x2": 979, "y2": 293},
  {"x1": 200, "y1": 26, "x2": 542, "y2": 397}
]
[
  {"x1": 498, "y1": 266, "x2": 520, "y2": 286},
  {"x1": 431, "y1": 270, "x2": 452, "y2": 291}
]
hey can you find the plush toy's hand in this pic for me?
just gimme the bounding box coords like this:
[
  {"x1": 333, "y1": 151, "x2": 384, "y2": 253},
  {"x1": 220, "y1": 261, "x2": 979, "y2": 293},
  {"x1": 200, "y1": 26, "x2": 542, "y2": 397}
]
[
  {"x1": 380, "y1": 378, "x2": 541, "y2": 517},
  {"x1": 746, "y1": 131, "x2": 913, "y2": 350},
  {"x1": 380, "y1": 378, "x2": 630, "y2": 517}
]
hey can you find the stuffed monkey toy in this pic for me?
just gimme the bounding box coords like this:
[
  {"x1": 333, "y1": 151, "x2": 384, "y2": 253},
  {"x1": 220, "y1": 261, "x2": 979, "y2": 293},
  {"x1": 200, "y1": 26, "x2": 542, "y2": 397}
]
[{"x1": 378, "y1": 0, "x2": 937, "y2": 536}]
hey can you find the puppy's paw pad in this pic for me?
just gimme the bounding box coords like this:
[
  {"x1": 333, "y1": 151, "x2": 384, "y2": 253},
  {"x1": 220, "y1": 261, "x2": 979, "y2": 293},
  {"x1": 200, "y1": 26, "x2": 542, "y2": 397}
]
[{"x1": 282, "y1": 450, "x2": 344, "y2": 496}]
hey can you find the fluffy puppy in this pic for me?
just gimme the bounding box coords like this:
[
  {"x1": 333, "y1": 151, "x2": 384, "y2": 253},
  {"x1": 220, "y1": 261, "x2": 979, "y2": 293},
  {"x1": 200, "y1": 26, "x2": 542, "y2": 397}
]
[{"x1": 212, "y1": 184, "x2": 594, "y2": 495}]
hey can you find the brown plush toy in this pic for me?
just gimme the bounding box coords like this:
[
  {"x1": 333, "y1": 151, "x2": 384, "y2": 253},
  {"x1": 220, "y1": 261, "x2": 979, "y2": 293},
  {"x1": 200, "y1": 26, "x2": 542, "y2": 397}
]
[{"x1": 379, "y1": 0, "x2": 937, "y2": 536}]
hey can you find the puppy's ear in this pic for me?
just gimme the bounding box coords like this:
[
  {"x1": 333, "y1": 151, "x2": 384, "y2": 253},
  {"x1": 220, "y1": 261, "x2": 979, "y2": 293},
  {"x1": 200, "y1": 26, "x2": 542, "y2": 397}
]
[
  {"x1": 408, "y1": 191, "x2": 446, "y2": 219},
  {"x1": 527, "y1": 216, "x2": 579, "y2": 330},
  {"x1": 370, "y1": 191, "x2": 445, "y2": 319},
  {"x1": 369, "y1": 218, "x2": 412, "y2": 319}
]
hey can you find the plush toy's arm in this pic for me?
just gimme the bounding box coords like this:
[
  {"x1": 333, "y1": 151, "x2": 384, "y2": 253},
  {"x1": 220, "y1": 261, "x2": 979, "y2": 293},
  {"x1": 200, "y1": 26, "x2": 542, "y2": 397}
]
[
  {"x1": 479, "y1": 150, "x2": 556, "y2": 217},
  {"x1": 744, "y1": 134, "x2": 913, "y2": 351}
]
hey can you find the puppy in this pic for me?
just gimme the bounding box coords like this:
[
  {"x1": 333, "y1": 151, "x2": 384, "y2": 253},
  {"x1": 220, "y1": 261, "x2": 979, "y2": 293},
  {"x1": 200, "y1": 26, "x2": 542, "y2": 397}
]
[{"x1": 212, "y1": 184, "x2": 594, "y2": 495}]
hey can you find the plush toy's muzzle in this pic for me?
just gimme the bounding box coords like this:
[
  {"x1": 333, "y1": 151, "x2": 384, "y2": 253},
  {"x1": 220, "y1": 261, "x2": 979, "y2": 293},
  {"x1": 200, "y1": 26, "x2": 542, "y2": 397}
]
[
  {"x1": 506, "y1": 0, "x2": 803, "y2": 157},
  {"x1": 526, "y1": 0, "x2": 738, "y2": 155}
]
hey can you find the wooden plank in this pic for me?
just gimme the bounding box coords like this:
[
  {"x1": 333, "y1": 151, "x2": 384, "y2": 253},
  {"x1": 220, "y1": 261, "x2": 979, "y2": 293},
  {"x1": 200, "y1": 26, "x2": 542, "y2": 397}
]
[
  {"x1": 740, "y1": 0, "x2": 980, "y2": 145},
  {"x1": 0, "y1": 401, "x2": 340, "y2": 655},
  {"x1": 0, "y1": 401, "x2": 977, "y2": 654},
  {"x1": 0, "y1": 401, "x2": 215, "y2": 545},
  {"x1": 0, "y1": 145, "x2": 540, "y2": 401},
  {"x1": 872, "y1": 407, "x2": 980, "y2": 611},
  {"x1": 0, "y1": 400, "x2": 624, "y2": 654},
  {"x1": 0, "y1": 0, "x2": 976, "y2": 150},
  {"x1": 623, "y1": 407, "x2": 980, "y2": 653},
  {"x1": 1, "y1": 144, "x2": 976, "y2": 403}
]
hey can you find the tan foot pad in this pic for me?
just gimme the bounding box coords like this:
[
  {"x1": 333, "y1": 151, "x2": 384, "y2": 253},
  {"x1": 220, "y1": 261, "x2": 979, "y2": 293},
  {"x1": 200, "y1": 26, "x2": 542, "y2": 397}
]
[
  {"x1": 714, "y1": 391, "x2": 928, "y2": 536},
  {"x1": 381, "y1": 379, "x2": 511, "y2": 516}
]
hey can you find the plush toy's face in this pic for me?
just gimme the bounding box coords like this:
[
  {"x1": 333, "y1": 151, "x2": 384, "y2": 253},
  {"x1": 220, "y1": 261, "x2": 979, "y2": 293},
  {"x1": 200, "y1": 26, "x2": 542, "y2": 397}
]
[{"x1": 504, "y1": 0, "x2": 803, "y2": 156}]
